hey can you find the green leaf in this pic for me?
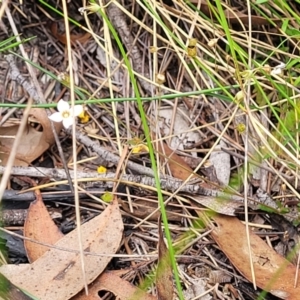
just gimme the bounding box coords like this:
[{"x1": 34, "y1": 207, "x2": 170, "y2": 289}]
[
  {"x1": 281, "y1": 19, "x2": 289, "y2": 33},
  {"x1": 257, "y1": 204, "x2": 278, "y2": 214},
  {"x1": 255, "y1": 0, "x2": 269, "y2": 4},
  {"x1": 286, "y1": 58, "x2": 300, "y2": 69},
  {"x1": 279, "y1": 207, "x2": 290, "y2": 214},
  {"x1": 0, "y1": 36, "x2": 35, "y2": 53}
]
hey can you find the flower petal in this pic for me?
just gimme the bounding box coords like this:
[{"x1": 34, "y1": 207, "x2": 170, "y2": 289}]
[
  {"x1": 62, "y1": 117, "x2": 73, "y2": 129},
  {"x1": 72, "y1": 105, "x2": 84, "y2": 117},
  {"x1": 57, "y1": 99, "x2": 70, "y2": 112},
  {"x1": 49, "y1": 112, "x2": 63, "y2": 123},
  {"x1": 276, "y1": 62, "x2": 286, "y2": 69},
  {"x1": 271, "y1": 68, "x2": 282, "y2": 76}
]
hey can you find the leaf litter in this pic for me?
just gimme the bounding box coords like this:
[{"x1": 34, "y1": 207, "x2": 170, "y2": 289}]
[
  {"x1": 0, "y1": 199, "x2": 123, "y2": 300},
  {"x1": 23, "y1": 184, "x2": 64, "y2": 262},
  {"x1": 0, "y1": 108, "x2": 61, "y2": 166},
  {"x1": 1, "y1": 0, "x2": 300, "y2": 299}
]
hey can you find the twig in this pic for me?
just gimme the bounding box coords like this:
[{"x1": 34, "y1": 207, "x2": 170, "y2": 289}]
[
  {"x1": 74, "y1": 130, "x2": 157, "y2": 177},
  {"x1": 2, "y1": 164, "x2": 298, "y2": 221},
  {"x1": 0, "y1": 166, "x2": 197, "y2": 194},
  {"x1": 4, "y1": 55, "x2": 40, "y2": 102},
  {"x1": 1, "y1": 189, "x2": 102, "y2": 202},
  {"x1": 105, "y1": 1, "x2": 153, "y2": 95},
  {"x1": 0, "y1": 165, "x2": 284, "y2": 210}
]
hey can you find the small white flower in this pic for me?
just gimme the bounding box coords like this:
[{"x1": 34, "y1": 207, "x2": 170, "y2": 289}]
[
  {"x1": 271, "y1": 62, "x2": 286, "y2": 76},
  {"x1": 276, "y1": 62, "x2": 286, "y2": 69},
  {"x1": 49, "y1": 99, "x2": 83, "y2": 129}
]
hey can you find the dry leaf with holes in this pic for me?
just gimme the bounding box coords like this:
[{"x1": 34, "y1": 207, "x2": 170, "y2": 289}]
[
  {"x1": 0, "y1": 108, "x2": 61, "y2": 166},
  {"x1": 210, "y1": 214, "x2": 300, "y2": 299},
  {"x1": 161, "y1": 141, "x2": 298, "y2": 298},
  {"x1": 0, "y1": 200, "x2": 123, "y2": 300},
  {"x1": 72, "y1": 271, "x2": 157, "y2": 300}
]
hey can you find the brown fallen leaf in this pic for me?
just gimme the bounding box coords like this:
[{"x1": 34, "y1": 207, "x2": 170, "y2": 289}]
[
  {"x1": 158, "y1": 140, "x2": 298, "y2": 298},
  {"x1": 156, "y1": 217, "x2": 174, "y2": 300},
  {"x1": 0, "y1": 108, "x2": 61, "y2": 166},
  {"x1": 154, "y1": 140, "x2": 243, "y2": 216},
  {"x1": 50, "y1": 22, "x2": 91, "y2": 45},
  {"x1": 73, "y1": 271, "x2": 157, "y2": 300},
  {"x1": 0, "y1": 200, "x2": 123, "y2": 300},
  {"x1": 24, "y1": 187, "x2": 64, "y2": 262},
  {"x1": 154, "y1": 139, "x2": 198, "y2": 181},
  {"x1": 210, "y1": 214, "x2": 300, "y2": 299}
]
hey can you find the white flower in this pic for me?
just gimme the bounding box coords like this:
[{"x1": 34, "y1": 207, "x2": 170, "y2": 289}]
[
  {"x1": 49, "y1": 99, "x2": 83, "y2": 129},
  {"x1": 271, "y1": 62, "x2": 286, "y2": 76}
]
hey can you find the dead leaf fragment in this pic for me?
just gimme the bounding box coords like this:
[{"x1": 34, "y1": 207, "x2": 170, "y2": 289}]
[
  {"x1": 154, "y1": 139, "x2": 198, "y2": 181},
  {"x1": 0, "y1": 108, "x2": 61, "y2": 166},
  {"x1": 152, "y1": 106, "x2": 201, "y2": 156},
  {"x1": 209, "y1": 270, "x2": 232, "y2": 284},
  {"x1": 162, "y1": 143, "x2": 297, "y2": 299},
  {"x1": 209, "y1": 141, "x2": 230, "y2": 186},
  {"x1": 73, "y1": 271, "x2": 157, "y2": 300},
  {"x1": 50, "y1": 22, "x2": 91, "y2": 45},
  {"x1": 210, "y1": 215, "x2": 300, "y2": 299},
  {"x1": 182, "y1": 278, "x2": 211, "y2": 300},
  {"x1": 24, "y1": 188, "x2": 64, "y2": 262},
  {"x1": 0, "y1": 200, "x2": 123, "y2": 300}
]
